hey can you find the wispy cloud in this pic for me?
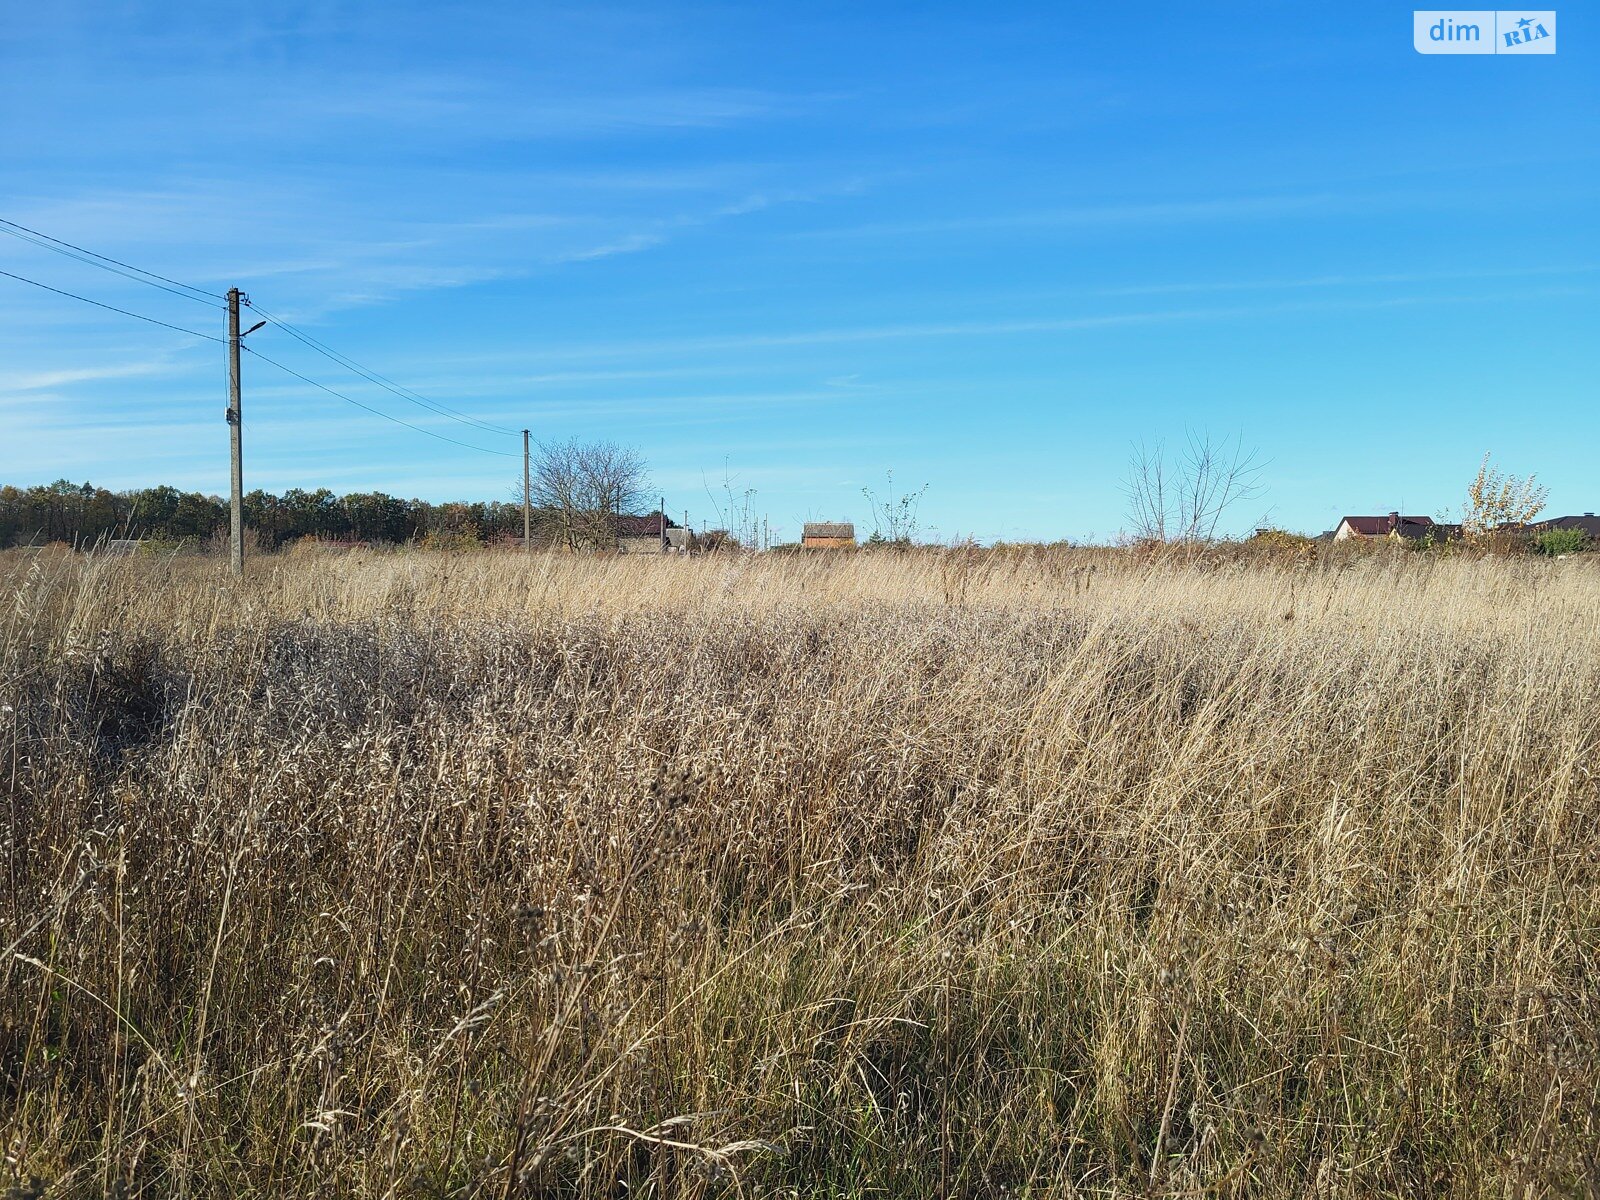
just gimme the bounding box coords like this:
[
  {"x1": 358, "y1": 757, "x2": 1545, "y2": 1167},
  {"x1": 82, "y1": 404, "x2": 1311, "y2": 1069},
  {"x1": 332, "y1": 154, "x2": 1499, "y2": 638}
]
[
  {"x1": 540, "y1": 178, "x2": 866, "y2": 266},
  {"x1": 1098, "y1": 262, "x2": 1600, "y2": 298},
  {"x1": 410, "y1": 364, "x2": 764, "y2": 387},
  {"x1": 795, "y1": 184, "x2": 1597, "y2": 242},
  {"x1": 0, "y1": 351, "x2": 196, "y2": 393},
  {"x1": 798, "y1": 192, "x2": 1351, "y2": 239},
  {"x1": 323, "y1": 264, "x2": 524, "y2": 309},
  {"x1": 511, "y1": 285, "x2": 1593, "y2": 360},
  {"x1": 499, "y1": 88, "x2": 803, "y2": 136},
  {"x1": 5, "y1": 154, "x2": 876, "y2": 331},
  {"x1": 551, "y1": 232, "x2": 668, "y2": 263},
  {"x1": 279, "y1": 77, "x2": 801, "y2": 139}
]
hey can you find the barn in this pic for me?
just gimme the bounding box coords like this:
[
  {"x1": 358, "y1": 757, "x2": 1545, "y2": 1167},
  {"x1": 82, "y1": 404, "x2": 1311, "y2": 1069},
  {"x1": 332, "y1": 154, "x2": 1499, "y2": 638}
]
[{"x1": 802, "y1": 522, "x2": 855, "y2": 548}]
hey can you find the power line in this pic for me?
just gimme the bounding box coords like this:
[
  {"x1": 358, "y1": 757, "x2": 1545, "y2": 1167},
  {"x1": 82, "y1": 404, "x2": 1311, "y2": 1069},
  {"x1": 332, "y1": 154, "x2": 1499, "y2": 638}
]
[
  {"x1": 0, "y1": 216, "x2": 223, "y2": 306},
  {"x1": 2, "y1": 220, "x2": 523, "y2": 466},
  {"x1": 1, "y1": 216, "x2": 519, "y2": 444},
  {"x1": 254, "y1": 304, "x2": 518, "y2": 436},
  {"x1": 249, "y1": 302, "x2": 519, "y2": 437},
  {"x1": 0, "y1": 223, "x2": 222, "y2": 309},
  {"x1": 0, "y1": 267, "x2": 224, "y2": 341},
  {"x1": 243, "y1": 345, "x2": 519, "y2": 457}
]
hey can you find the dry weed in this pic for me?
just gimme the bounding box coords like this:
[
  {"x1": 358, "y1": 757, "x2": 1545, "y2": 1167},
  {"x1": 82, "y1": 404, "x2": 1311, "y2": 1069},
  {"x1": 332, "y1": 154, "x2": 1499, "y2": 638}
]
[{"x1": 2, "y1": 547, "x2": 1597, "y2": 1197}]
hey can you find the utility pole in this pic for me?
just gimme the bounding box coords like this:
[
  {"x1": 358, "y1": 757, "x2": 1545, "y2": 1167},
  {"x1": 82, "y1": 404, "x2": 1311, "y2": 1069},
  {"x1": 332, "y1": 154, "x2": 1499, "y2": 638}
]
[
  {"x1": 226, "y1": 287, "x2": 243, "y2": 577},
  {"x1": 522, "y1": 429, "x2": 531, "y2": 556},
  {"x1": 660, "y1": 495, "x2": 668, "y2": 553}
]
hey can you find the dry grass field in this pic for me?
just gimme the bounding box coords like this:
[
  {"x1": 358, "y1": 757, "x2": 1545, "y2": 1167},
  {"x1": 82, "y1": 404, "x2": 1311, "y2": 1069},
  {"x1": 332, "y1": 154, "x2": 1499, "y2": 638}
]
[{"x1": 3, "y1": 546, "x2": 1598, "y2": 1198}]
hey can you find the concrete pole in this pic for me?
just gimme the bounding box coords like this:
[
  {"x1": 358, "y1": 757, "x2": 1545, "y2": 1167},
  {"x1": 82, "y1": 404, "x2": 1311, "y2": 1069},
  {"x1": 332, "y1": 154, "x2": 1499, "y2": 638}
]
[{"x1": 226, "y1": 287, "x2": 243, "y2": 577}]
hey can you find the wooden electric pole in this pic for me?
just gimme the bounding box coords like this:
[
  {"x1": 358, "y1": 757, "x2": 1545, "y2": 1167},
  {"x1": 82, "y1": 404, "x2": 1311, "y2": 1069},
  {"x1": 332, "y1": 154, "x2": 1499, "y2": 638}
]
[
  {"x1": 522, "y1": 429, "x2": 531, "y2": 555},
  {"x1": 660, "y1": 495, "x2": 668, "y2": 553},
  {"x1": 226, "y1": 287, "x2": 243, "y2": 577}
]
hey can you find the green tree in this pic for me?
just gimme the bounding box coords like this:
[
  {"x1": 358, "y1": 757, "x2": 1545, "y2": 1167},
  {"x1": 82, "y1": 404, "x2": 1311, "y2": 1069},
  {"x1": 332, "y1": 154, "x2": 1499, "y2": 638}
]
[{"x1": 1535, "y1": 527, "x2": 1589, "y2": 556}]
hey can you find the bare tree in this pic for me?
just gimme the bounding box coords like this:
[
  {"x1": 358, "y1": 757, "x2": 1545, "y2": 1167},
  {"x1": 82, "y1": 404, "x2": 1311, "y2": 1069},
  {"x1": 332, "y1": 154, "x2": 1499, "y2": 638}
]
[
  {"x1": 861, "y1": 470, "x2": 928, "y2": 546},
  {"x1": 701, "y1": 460, "x2": 765, "y2": 550},
  {"x1": 1124, "y1": 432, "x2": 1264, "y2": 543},
  {"x1": 522, "y1": 439, "x2": 580, "y2": 549},
  {"x1": 576, "y1": 441, "x2": 650, "y2": 548},
  {"x1": 1124, "y1": 442, "x2": 1171, "y2": 543},
  {"x1": 524, "y1": 438, "x2": 649, "y2": 550}
]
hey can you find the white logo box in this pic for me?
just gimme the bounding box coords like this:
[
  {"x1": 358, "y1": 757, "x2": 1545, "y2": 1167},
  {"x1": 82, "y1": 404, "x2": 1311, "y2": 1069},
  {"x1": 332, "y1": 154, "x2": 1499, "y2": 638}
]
[{"x1": 1414, "y1": 10, "x2": 1556, "y2": 53}]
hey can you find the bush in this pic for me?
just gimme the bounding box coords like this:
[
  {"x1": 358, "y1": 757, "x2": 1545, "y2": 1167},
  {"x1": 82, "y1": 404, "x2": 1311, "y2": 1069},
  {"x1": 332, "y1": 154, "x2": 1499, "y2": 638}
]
[
  {"x1": 1247, "y1": 528, "x2": 1318, "y2": 555},
  {"x1": 420, "y1": 523, "x2": 482, "y2": 552},
  {"x1": 1534, "y1": 526, "x2": 1591, "y2": 556}
]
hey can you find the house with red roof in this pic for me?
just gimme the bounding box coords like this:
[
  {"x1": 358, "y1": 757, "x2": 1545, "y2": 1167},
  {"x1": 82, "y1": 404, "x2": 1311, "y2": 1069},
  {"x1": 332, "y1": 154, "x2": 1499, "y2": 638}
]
[{"x1": 1332, "y1": 512, "x2": 1454, "y2": 541}]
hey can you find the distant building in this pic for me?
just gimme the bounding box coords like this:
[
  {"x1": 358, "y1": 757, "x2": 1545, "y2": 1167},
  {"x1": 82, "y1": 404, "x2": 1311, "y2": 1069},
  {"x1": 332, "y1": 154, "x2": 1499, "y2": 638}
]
[
  {"x1": 802, "y1": 522, "x2": 856, "y2": 548},
  {"x1": 1528, "y1": 513, "x2": 1600, "y2": 538},
  {"x1": 616, "y1": 512, "x2": 688, "y2": 554},
  {"x1": 1333, "y1": 513, "x2": 1452, "y2": 542}
]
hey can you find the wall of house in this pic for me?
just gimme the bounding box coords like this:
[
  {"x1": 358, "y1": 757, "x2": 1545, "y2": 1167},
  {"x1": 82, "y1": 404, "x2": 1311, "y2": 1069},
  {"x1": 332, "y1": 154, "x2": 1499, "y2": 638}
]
[
  {"x1": 1333, "y1": 523, "x2": 1389, "y2": 541},
  {"x1": 618, "y1": 537, "x2": 667, "y2": 554},
  {"x1": 617, "y1": 530, "x2": 688, "y2": 553},
  {"x1": 802, "y1": 536, "x2": 855, "y2": 548}
]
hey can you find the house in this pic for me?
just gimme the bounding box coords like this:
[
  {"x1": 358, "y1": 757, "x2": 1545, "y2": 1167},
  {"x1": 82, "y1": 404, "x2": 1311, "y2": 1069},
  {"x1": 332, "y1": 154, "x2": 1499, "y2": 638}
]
[
  {"x1": 802, "y1": 521, "x2": 855, "y2": 548},
  {"x1": 1528, "y1": 513, "x2": 1600, "y2": 538},
  {"x1": 616, "y1": 512, "x2": 689, "y2": 554},
  {"x1": 1332, "y1": 512, "x2": 1451, "y2": 542}
]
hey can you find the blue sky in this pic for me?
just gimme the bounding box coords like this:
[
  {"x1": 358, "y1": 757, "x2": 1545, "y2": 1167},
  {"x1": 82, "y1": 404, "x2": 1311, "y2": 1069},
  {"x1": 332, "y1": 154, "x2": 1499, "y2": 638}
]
[{"x1": 1, "y1": 2, "x2": 1594, "y2": 542}]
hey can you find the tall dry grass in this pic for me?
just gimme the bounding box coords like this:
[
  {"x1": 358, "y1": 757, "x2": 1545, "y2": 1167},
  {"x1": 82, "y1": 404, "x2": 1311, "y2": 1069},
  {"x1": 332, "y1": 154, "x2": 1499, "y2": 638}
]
[{"x1": 2, "y1": 546, "x2": 1598, "y2": 1198}]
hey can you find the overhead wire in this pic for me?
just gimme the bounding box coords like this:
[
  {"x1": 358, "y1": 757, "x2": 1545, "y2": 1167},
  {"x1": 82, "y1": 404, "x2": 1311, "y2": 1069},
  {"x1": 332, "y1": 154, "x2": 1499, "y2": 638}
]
[
  {"x1": 1, "y1": 218, "x2": 523, "y2": 460},
  {"x1": 248, "y1": 301, "x2": 519, "y2": 437},
  {"x1": 242, "y1": 345, "x2": 519, "y2": 457},
  {"x1": 0, "y1": 216, "x2": 223, "y2": 306},
  {"x1": 0, "y1": 267, "x2": 224, "y2": 341}
]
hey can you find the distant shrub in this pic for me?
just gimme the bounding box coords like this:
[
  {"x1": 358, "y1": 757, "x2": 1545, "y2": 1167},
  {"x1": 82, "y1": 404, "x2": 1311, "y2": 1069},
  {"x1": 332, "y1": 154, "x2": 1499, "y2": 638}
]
[
  {"x1": 1534, "y1": 527, "x2": 1591, "y2": 556},
  {"x1": 1463, "y1": 527, "x2": 1536, "y2": 556},
  {"x1": 1247, "y1": 528, "x2": 1318, "y2": 556},
  {"x1": 1404, "y1": 530, "x2": 1451, "y2": 553},
  {"x1": 137, "y1": 536, "x2": 197, "y2": 556},
  {"x1": 420, "y1": 524, "x2": 482, "y2": 552}
]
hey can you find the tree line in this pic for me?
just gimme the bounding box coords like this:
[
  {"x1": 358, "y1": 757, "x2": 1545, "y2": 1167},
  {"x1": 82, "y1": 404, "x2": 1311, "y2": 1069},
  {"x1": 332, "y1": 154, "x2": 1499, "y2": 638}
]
[
  {"x1": 0, "y1": 479, "x2": 531, "y2": 549},
  {"x1": 0, "y1": 439, "x2": 660, "y2": 551}
]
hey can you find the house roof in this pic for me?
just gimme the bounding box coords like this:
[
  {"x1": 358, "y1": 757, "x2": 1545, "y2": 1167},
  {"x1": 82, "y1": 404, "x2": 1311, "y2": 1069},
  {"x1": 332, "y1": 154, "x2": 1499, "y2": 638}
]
[
  {"x1": 1533, "y1": 514, "x2": 1600, "y2": 536},
  {"x1": 803, "y1": 522, "x2": 855, "y2": 539},
  {"x1": 1337, "y1": 514, "x2": 1436, "y2": 537},
  {"x1": 616, "y1": 512, "x2": 677, "y2": 536}
]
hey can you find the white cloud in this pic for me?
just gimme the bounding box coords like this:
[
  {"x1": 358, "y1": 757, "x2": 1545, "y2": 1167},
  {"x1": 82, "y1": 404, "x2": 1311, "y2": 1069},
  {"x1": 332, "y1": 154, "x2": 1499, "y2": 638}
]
[
  {"x1": 0, "y1": 355, "x2": 183, "y2": 392},
  {"x1": 502, "y1": 285, "x2": 1594, "y2": 361},
  {"x1": 551, "y1": 232, "x2": 668, "y2": 263},
  {"x1": 797, "y1": 191, "x2": 1350, "y2": 240}
]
